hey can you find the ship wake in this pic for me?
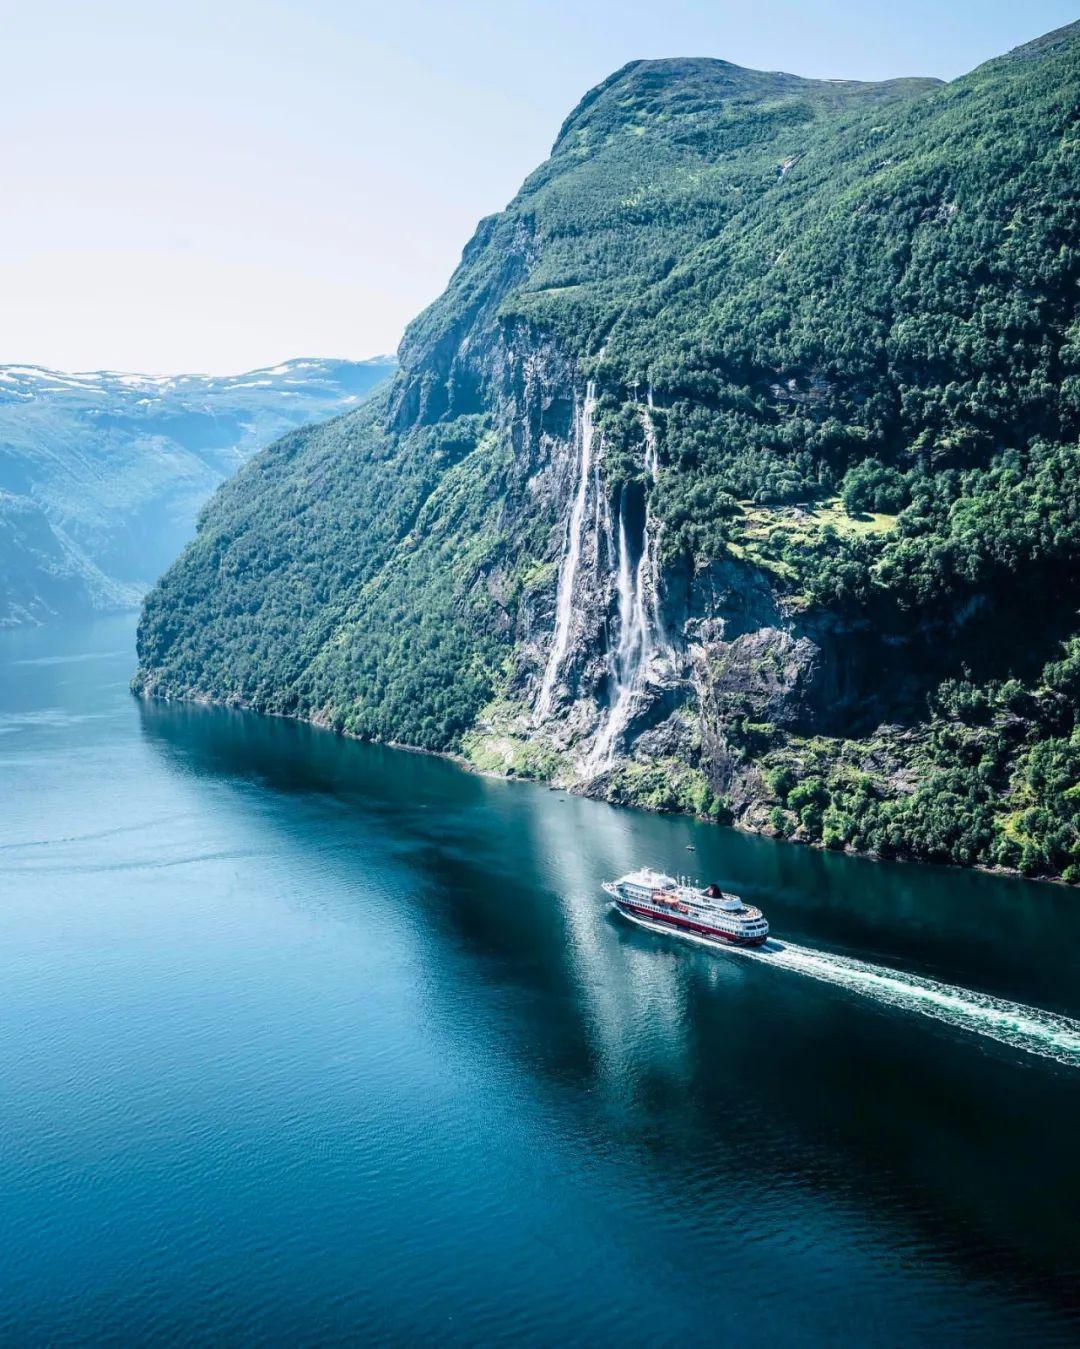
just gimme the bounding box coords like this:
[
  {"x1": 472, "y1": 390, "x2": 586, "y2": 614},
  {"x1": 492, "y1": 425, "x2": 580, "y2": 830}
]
[{"x1": 616, "y1": 908, "x2": 1080, "y2": 1067}]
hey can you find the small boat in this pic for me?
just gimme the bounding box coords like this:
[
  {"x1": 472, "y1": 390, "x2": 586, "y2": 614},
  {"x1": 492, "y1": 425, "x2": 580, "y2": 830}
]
[{"x1": 603, "y1": 868, "x2": 769, "y2": 947}]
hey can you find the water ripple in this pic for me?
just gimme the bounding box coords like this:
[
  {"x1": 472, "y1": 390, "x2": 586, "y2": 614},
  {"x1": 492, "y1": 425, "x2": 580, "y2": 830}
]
[{"x1": 617, "y1": 909, "x2": 1080, "y2": 1068}]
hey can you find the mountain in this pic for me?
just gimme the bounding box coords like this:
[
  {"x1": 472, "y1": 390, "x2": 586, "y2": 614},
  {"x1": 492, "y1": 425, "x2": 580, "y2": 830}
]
[
  {"x1": 137, "y1": 23, "x2": 1080, "y2": 882},
  {"x1": 0, "y1": 356, "x2": 396, "y2": 625}
]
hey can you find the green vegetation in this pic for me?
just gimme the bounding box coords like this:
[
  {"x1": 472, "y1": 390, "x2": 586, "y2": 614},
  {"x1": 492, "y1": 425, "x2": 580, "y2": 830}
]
[
  {"x1": 138, "y1": 24, "x2": 1080, "y2": 881},
  {"x1": 758, "y1": 639, "x2": 1080, "y2": 880},
  {"x1": 138, "y1": 405, "x2": 523, "y2": 751},
  {"x1": 462, "y1": 699, "x2": 567, "y2": 780},
  {"x1": 840, "y1": 461, "x2": 908, "y2": 517},
  {"x1": 605, "y1": 758, "x2": 729, "y2": 820}
]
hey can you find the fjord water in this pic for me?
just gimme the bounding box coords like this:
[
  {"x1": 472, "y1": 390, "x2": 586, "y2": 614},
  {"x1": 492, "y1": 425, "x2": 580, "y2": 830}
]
[{"x1": 2, "y1": 619, "x2": 1078, "y2": 1345}]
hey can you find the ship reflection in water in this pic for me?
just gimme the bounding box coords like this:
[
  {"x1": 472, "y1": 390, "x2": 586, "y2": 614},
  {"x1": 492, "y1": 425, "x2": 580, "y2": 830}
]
[
  {"x1": 598, "y1": 868, "x2": 1079, "y2": 1068},
  {"x1": 1, "y1": 616, "x2": 1079, "y2": 1344}
]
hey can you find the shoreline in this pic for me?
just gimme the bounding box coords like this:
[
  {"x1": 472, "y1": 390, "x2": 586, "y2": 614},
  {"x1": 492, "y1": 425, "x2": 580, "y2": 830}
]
[{"x1": 132, "y1": 684, "x2": 1073, "y2": 890}]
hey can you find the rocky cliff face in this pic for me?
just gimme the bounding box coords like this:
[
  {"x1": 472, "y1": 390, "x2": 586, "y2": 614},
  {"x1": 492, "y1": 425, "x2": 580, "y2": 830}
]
[
  {"x1": 460, "y1": 350, "x2": 871, "y2": 824},
  {"x1": 136, "y1": 28, "x2": 1080, "y2": 880}
]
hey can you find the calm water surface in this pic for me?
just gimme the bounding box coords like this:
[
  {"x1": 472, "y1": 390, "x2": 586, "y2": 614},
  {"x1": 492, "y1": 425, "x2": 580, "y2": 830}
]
[{"x1": 1, "y1": 617, "x2": 1078, "y2": 1345}]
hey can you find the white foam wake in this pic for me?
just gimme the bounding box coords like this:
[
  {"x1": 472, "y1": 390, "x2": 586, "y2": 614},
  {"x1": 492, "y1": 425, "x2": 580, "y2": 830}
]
[{"x1": 615, "y1": 908, "x2": 1080, "y2": 1068}]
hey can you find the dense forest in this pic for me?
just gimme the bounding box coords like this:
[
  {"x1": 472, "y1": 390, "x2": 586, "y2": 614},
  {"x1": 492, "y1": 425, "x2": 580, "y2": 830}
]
[{"x1": 138, "y1": 22, "x2": 1080, "y2": 882}]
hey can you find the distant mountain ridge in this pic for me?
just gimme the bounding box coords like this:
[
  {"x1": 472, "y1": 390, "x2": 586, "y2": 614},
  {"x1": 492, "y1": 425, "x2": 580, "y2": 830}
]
[
  {"x1": 0, "y1": 357, "x2": 397, "y2": 405},
  {"x1": 0, "y1": 355, "x2": 396, "y2": 625}
]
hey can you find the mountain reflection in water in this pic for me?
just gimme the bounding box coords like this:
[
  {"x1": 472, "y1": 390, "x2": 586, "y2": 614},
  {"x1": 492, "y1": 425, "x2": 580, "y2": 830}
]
[{"x1": 0, "y1": 616, "x2": 1077, "y2": 1345}]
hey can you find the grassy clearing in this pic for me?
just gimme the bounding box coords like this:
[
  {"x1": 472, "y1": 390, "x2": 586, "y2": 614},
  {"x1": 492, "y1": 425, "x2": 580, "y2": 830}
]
[
  {"x1": 737, "y1": 497, "x2": 898, "y2": 544},
  {"x1": 725, "y1": 497, "x2": 898, "y2": 599}
]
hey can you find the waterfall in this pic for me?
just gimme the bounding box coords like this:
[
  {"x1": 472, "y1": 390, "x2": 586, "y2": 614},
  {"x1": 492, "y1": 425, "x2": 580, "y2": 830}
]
[
  {"x1": 536, "y1": 382, "x2": 597, "y2": 721},
  {"x1": 591, "y1": 491, "x2": 658, "y2": 771},
  {"x1": 641, "y1": 387, "x2": 665, "y2": 640},
  {"x1": 537, "y1": 377, "x2": 669, "y2": 766},
  {"x1": 598, "y1": 452, "x2": 615, "y2": 566},
  {"x1": 589, "y1": 388, "x2": 667, "y2": 772}
]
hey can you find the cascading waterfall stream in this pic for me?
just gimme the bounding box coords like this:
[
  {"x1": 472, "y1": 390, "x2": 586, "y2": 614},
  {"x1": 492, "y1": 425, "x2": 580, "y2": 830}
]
[
  {"x1": 537, "y1": 379, "x2": 668, "y2": 763},
  {"x1": 589, "y1": 390, "x2": 666, "y2": 772},
  {"x1": 640, "y1": 388, "x2": 666, "y2": 643},
  {"x1": 536, "y1": 383, "x2": 596, "y2": 722},
  {"x1": 591, "y1": 494, "x2": 656, "y2": 771}
]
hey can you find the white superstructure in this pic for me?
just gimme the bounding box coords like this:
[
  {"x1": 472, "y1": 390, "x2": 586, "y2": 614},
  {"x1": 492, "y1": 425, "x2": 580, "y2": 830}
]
[{"x1": 603, "y1": 868, "x2": 769, "y2": 946}]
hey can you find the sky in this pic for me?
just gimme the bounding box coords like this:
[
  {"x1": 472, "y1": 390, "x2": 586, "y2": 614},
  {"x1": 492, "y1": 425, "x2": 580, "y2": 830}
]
[{"x1": 3, "y1": 0, "x2": 1076, "y2": 374}]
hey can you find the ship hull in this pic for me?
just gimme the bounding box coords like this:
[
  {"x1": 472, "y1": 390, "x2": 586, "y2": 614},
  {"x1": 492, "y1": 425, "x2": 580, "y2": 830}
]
[{"x1": 614, "y1": 897, "x2": 768, "y2": 947}]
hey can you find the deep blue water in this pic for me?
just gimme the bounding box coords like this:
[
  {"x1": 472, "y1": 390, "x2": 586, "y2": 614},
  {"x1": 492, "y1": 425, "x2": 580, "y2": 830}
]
[{"x1": 1, "y1": 616, "x2": 1078, "y2": 1345}]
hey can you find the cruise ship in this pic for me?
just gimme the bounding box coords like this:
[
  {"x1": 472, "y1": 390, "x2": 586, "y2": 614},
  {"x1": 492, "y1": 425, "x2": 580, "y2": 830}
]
[{"x1": 603, "y1": 868, "x2": 769, "y2": 946}]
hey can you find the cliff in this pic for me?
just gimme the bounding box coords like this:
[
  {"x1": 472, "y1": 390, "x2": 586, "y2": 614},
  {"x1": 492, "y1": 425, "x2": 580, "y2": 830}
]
[{"x1": 136, "y1": 25, "x2": 1080, "y2": 882}]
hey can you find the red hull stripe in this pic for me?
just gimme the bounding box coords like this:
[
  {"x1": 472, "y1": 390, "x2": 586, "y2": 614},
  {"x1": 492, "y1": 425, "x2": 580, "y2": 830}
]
[{"x1": 618, "y1": 899, "x2": 767, "y2": 946}]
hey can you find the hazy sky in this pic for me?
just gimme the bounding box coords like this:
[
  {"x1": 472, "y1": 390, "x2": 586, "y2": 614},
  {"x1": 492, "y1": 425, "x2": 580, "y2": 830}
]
[{"x1": 4, "y1": 0, "x2": 1075, "y2": 373}]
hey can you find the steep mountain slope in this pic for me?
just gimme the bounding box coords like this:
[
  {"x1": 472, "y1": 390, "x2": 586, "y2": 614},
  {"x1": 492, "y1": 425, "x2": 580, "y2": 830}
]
[
  {"x1": 0, "y1": 357, "x2": 395, "y2": 625},
  {"x1": 138, "y1": 24, "x2": 1080, "y2": 881}
]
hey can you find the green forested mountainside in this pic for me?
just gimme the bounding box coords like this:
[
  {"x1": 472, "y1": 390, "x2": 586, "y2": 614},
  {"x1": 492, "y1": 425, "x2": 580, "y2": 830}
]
[
  {"x1": 139, "y1": 22, "x2": 1080, "y2": 881},
  {"x1": 0, "y1": 357, "x2": 395, "y2": 625},
  {"x1": 141, "y1": 397, "x2": 514, "y2": 746}
]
